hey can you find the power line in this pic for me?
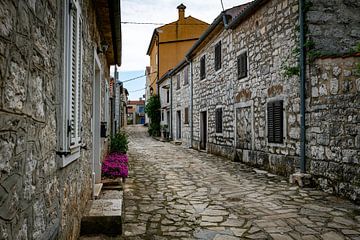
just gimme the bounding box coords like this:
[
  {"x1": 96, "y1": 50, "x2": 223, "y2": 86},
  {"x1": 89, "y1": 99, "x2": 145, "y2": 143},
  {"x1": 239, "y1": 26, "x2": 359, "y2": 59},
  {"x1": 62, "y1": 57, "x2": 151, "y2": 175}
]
[
  {"x1": 121, "y1": 71, "x2": 157, "y2": 83},
  {"x1": 129, "y1": 87, "x2": 146, "y2": 93},
  {"x1": 121, "y1": 21, "x2": 208, "y2": 26}
]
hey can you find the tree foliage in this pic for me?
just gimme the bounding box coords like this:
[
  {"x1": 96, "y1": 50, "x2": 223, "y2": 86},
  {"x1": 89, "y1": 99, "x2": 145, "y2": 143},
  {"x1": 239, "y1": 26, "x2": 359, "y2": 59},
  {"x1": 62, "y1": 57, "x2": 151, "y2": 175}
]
[{"x1": 145, "y1": 95, "x2": 161, "y2": 136}]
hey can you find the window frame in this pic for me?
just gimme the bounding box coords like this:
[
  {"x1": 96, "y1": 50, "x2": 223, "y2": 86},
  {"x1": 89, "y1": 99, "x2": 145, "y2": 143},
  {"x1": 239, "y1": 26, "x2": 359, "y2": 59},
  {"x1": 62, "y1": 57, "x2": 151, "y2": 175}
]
[
  {"x1": 184, "y1": 66, "x2": 189, "y2": 85},
  {"x1": 214, "y1": 41, "x2": 222, "y2": 71},
  {"x1": 176, "y1": 74, "x2": 181, "y2": 90},
  {"x1": 58, "y1": 0, "x2": 83, "y2": 168},
  {"x1": 184, "y1": 107, "x2": 189, "y2": 124},
  {"x1": 267, "y1": 100, "x2": 284, "y2": 144},
  {"x1": 215, "y1": 107, "x2": 223, "y2": 133},
  {"x1": 237, "y1": 51, "x2": 248, "y2": 79},
  {"x1": 200, "y1": 55, "x2": 206, "y2": 80}
]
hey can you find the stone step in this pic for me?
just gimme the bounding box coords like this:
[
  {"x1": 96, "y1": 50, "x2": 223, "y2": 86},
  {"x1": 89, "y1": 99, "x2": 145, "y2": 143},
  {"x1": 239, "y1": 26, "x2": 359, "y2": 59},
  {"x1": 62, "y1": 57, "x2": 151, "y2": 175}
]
[
  {"x1": 80, "y1": 198, "x2": 123, "y2": 235},
  {"x1": 93, "y1": 183, "x2": 103, "y2": 199}
]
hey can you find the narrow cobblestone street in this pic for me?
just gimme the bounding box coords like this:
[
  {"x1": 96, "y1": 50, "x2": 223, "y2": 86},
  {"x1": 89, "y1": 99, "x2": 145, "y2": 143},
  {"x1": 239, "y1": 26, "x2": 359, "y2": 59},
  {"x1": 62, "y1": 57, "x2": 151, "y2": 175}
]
[{"x1": 121, "y1": 125, "x2": 360, "y2": 240}]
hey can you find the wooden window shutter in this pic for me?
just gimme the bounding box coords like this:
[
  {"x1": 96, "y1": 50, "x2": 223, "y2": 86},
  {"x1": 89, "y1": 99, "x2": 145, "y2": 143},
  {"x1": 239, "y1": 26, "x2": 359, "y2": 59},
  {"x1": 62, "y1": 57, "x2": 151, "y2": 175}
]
[
  {"x1": 184, "y1": 67, "x2": 188, "y2": 85},
  {"x1": 215, "y1": 42, "x2": 221, "y2": 71},
  {"x1": 177, "y1": 74, "x2": 180, "y2": 89},
  {"x1": 184, "y1": 107, "x2": 189, "y2": 124},
  {"x1": 273, "y1": 100, "x2": 283, "y2": 143},
  {"x1": 267, "y1": 100, "x2": 283, "y2": 143},
  {"x1": 200, "y1": 56, "x2": 205, "y2": 80},
  {"x1": 216, "y1": 108, "x2": 223, "y2": 133},
  {"x1": 69, "y1": 0, "x2": 82, "y2": 147},
  {"x1": 238, "y1": 52, "x2": 247, "y2": 79}
]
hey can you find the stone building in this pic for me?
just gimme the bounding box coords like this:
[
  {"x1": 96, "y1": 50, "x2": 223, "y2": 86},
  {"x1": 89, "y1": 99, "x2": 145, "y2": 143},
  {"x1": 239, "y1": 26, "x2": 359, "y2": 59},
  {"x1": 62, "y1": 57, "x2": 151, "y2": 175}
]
[
  {"x1": 170, "y1": 61, "x2": 192, "y2": 146},
  {"x1": 158, "y1": 70, "x2": 172, "y2": 135},
  {"x1": 0, "y1": 0, "x2": 121, "y2": 239},
  {"x1": 147, "y1": 4, "x2": 209, "y2": 95},
  {"x1": 183, "y1": 0, "x2": 360, "y2": 202}
]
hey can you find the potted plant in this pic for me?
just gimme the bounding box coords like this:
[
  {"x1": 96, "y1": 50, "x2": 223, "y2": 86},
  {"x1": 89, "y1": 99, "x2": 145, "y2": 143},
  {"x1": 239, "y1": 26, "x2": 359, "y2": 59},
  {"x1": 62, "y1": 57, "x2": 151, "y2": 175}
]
[
  {"x1": 102, "y1": 131, "x2": 129, "y2": 184},
  {"x1": 160, "y1": 124, "x2": 168, "y2": 140}
]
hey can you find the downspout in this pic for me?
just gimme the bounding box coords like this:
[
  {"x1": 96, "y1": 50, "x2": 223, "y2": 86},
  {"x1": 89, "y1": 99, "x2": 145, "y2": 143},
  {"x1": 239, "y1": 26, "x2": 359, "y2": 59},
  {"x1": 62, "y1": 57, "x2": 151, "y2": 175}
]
[
  {"x1": 222, "y1": 13, "x2": 228, "y2": 28},
  {"x1": 186, "y1": 57, "x2": 193, "y2": 148},
  {"x1": 299, "y1": 0, "x2": 306, "y2": 173},
  {"x1": 170, "y1": 75, "x2": 173, "y2": 140}
]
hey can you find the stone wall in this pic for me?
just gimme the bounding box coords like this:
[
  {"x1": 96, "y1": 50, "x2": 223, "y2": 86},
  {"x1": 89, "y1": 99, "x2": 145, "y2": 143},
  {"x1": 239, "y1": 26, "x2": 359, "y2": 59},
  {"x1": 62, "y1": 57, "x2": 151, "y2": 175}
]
[
  {"x1": 307, "y1": 0, "x2": 360, "y2": 54},
  {"x1": 192, "y1": 28, "x2": 235, "y2": 154},
  {"x1": 231, "y1": 0, "x2": 300, "y2": 175},
  {"x1": 0, "y1": 0, "x2": 111, "y2": 239},
  {"x1": 192, "y1": 0, "x2": 300, "y2": 174},
  {"x1": 172, "y1": 65, "x2": 191, "y2": 146},
  {"x1": 307, "y1": 56, "x2": 360, "y2": 202}
]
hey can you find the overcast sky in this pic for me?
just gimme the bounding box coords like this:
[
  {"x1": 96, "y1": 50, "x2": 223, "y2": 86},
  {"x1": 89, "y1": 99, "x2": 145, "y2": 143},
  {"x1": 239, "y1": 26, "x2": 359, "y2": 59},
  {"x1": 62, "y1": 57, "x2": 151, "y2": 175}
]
[
  {"x1": 119, "y1": 0, "x2": 252, "y2": 72},
  {"x1": 117, "y1": 0, "x2": 252, "y2": 99}
]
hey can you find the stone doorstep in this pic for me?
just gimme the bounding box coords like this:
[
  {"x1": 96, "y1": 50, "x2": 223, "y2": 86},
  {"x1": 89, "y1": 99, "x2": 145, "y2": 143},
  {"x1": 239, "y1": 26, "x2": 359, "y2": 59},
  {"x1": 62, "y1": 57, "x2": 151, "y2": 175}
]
[
  {"x1": 289, "y1": 172, "x2": 314, "y2": 187},
  {"x1": 80, "y1": 199, "x2": 123, "y2": 235},
  {"x1": 94, "y1": 183, "x2": 103, "y2": 199}
]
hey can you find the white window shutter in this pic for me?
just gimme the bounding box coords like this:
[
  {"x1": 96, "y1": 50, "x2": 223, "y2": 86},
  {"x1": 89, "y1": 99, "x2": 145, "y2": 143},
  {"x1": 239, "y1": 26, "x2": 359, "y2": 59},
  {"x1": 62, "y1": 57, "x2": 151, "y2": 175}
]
[{"x1": 69, "y1": 0, "x2": 82, "y2": 148}]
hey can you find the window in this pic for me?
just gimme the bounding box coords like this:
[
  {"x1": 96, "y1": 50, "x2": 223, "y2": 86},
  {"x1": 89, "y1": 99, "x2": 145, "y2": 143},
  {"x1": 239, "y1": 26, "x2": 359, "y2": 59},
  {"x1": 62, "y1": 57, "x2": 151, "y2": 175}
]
[
  {"x1": 176, "y1": 74, "x2": 181, "y2": 90},
  {"x1": 184, "y1": 66, "x2": 189, "y2": 85},
  {"x1": 184, "y1": 107, "x2": 189, "y2": 124},
  {"x1": 267, "y1": 100, "x2": 284, "y2": 144},
  {"x1": 215, "y1": 41, "x2": 221, "y2": 71},
  {"x1": 166, "y1": 89, "x2": 169, "y2": 103},
  {"x1": 58, "y1": 0, "x2": 83, "y2": 167},
  {"x1": 238, "y1": 51, "x2": 247, "y2": 79},
  {"x1": 215, "y1": 108, "x2": 223, "y2": 133},
  {"x1": 200, "y1": 55, "x2": 206, "y2": 80},
  {"x1": 161, "y1": 110, "x2": 164, "y2": 121}
]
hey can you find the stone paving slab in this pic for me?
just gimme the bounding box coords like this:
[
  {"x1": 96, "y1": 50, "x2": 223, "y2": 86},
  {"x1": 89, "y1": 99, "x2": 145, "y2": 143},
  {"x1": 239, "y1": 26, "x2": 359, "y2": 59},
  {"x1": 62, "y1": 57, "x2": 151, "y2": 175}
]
[{"x1": 118, "y1": 126, "x2": 360, "y2": 240}]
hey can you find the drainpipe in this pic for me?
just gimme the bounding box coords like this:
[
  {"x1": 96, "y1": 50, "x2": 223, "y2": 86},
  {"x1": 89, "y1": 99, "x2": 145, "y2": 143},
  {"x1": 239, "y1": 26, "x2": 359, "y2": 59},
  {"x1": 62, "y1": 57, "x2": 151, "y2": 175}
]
[
  {"x1": 170, "y1": 75, "x2": 173, "y2": 140},
  {"x1": 186, "y1": 57, "x2": 193, "y2": 148},
  {"x1": 222, "y1": 13, "x2": 228, "y2": 28},
  {"x1": 299, "y1": 0, "x2": 306, "y2": 173}
]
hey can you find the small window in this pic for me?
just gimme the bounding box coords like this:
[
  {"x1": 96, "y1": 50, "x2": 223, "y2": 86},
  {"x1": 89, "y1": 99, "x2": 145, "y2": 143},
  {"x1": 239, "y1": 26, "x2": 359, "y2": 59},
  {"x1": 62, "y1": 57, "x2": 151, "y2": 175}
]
[
  {"x1": 166, "y1": 89, "x2": 169, "y2": 103},
  {"x1": 237, "y1": 52, "x2": 248, "y2": 79},
  {"x1": 176, "y1": 74, "x2": 181, "y2": 90},
  {"x1": 215, "y1": 108, "x2": 223, "y2": 133},
  {"x1": 267, "y1": 100, "x2": 284, "y2": 144},
  {"x1": 184, "y1": 107, "x2": 189, "y2": 124},
  {"x1": 200, "y1": 56, "x2": 206, "y2": 80},
  {"x1": 161, "y1": 110, "x2": 164, "y2": 121},
  {"x1": 215, "y1": 41, "x2": 221, "y2": 71},
  {"x1": 184, "y1": 66, "x2": 189, "y2": 85}
]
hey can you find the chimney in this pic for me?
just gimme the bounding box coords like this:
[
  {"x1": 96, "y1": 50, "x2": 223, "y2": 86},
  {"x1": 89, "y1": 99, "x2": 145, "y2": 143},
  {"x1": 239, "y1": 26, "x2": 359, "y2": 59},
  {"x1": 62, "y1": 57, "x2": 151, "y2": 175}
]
[{"x1": 177, "y1": 4, "x2": 186, "y2": 21}]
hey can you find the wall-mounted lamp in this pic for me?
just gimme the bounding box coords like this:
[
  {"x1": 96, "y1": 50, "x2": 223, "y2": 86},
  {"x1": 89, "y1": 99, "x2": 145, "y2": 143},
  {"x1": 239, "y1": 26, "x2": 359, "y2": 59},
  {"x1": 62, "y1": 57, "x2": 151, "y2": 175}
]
[{"x1": 97, "y1": 41, "x2": 109, "y2": 54}]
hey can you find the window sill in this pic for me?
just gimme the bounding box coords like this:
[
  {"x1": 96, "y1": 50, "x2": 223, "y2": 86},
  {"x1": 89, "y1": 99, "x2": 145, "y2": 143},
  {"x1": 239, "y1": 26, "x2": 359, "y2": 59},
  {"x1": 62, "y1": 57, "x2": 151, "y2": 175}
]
[{"x1": 57, "y1": 148, "x2": 81, "y2": 168}]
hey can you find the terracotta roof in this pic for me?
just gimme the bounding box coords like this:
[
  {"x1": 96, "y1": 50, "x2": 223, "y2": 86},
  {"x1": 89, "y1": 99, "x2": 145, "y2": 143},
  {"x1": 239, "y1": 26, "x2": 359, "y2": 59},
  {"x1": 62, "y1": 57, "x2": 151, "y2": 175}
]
[{"x1": 128, "y1": 100, "x2": 145, "y2": 105}]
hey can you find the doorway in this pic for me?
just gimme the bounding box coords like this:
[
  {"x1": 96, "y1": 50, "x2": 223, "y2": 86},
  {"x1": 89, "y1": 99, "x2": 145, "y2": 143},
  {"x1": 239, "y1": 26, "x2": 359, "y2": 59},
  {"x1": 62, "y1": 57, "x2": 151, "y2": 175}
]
[
  {"x1": 177, "y1": 110, "x2": 181, "y2": 139},
  {"x1": 200, "y1": 111, "x2": 207, "y2": 150},
  {"x1": 92, "y1": 53, "x2": 102, "y2": 190}
]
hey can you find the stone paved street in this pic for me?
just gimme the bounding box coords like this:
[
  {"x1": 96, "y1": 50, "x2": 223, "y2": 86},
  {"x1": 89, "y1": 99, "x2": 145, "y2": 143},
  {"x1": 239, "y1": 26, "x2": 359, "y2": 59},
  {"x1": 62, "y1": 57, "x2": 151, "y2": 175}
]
[{"x1": 121, "y1": 125, "x2": 360, "y2": 240}]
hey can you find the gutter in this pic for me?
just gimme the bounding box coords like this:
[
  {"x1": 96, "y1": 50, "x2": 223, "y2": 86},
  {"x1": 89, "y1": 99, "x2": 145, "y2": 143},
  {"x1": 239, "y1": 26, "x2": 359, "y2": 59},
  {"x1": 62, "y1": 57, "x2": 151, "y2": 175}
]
[
  {"x1": 109, "y1": 0, "x2": 122, "y2": 66},
  {"x1": 299, "y1": 0, "x2": 306, "y2": 173}
]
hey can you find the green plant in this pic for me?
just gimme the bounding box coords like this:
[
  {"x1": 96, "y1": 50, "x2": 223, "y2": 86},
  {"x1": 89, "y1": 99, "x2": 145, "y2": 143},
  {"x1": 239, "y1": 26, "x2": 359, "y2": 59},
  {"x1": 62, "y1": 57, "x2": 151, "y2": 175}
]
[
  {"x1": 282, "y1": 65, "x2": 300, "y2": 78},
  {"x1": 355, "y1": 42, "x2": 360, "y2": 53},
  {"x1": 110, "y1": 131, "x2": 129, "y2": 154},
  {"x1": 145, "y1": 95, "x2": 161, "y2": 136}
]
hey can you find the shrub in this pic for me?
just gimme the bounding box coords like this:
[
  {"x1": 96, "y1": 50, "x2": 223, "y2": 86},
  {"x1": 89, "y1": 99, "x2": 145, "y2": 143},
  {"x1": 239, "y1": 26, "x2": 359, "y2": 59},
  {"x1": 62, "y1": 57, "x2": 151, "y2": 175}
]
[
  {"x1": 110, "y1": 131, "x2": 128, "y2": 154},
  {"x1": 102, "y1": 153, "x2": 128, "y2": 178},
  {"x1": 145, "y1": 95, "x2": 161, "y2": 136}
]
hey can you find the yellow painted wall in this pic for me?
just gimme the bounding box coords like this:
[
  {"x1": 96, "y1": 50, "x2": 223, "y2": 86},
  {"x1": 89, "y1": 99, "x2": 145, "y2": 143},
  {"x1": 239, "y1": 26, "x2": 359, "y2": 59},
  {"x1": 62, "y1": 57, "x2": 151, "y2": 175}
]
[{"x1": 148, "y1": 7, "x2": 209, "y2": 94}]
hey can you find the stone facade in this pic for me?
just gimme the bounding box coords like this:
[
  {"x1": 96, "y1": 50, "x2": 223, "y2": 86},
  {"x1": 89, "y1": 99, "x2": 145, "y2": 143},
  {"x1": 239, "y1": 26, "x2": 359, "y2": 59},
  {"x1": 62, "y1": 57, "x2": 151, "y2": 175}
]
[
  {"x1": 0, "y1": 0, "x2": 119, "y2": 239},
  {"x1": 307, "y1": 0, "x2": 360, "y2": 54},
  {"x1": 171, "y1": 63, "x2": 192, "y2": 146},
  {"x1": 307, "y1": 56, "x2": 360, "y2": 202},
  {"x1": 188, "y1": 0, "x2": 360, "y2": 202}
]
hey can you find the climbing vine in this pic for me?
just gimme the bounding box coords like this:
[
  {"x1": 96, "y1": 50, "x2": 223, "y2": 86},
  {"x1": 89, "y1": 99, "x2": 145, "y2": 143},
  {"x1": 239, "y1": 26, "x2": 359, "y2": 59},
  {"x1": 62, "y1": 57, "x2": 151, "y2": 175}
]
[{"x1": 145, "y1": 95, "x2": 161, "y2": 137}]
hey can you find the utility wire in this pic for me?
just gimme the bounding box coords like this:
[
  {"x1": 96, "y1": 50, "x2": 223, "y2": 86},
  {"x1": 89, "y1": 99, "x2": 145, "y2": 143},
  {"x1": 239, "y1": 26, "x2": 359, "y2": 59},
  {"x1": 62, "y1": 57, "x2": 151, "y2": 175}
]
[
  {"x1": 121, "y1": 71, "x2": 157, "y2": 83},
  {"x1": 121, "y1": 21, "x2": 208, "y2": 26},
  {"x1": 129, "y1": 87, "x2": 146, "y2": 93}
]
